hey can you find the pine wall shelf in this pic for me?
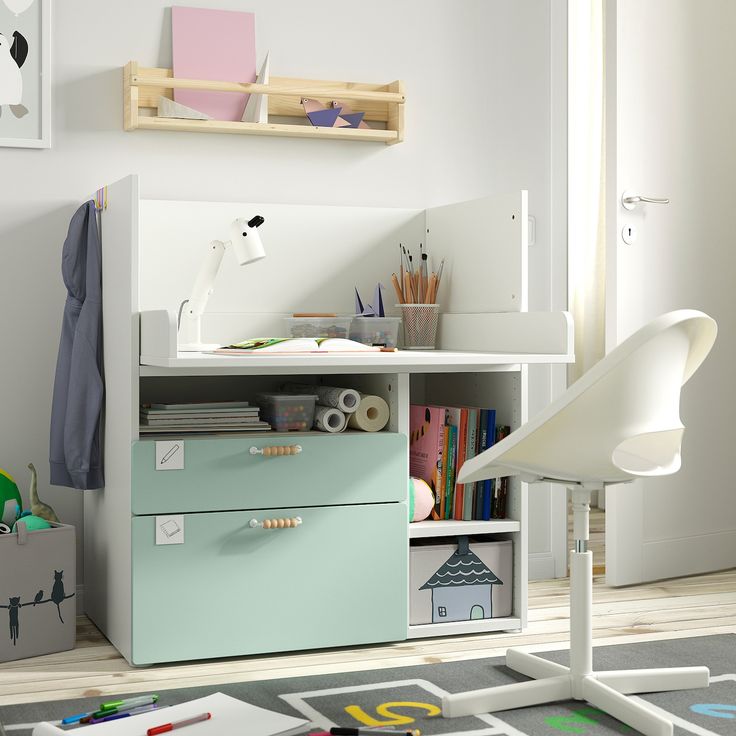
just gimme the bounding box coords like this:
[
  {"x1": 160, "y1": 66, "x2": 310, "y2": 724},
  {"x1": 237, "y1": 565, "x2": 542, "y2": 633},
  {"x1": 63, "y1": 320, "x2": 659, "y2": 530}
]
[{"x1": 123, "y1": 61, "x2": 405, "y2": 144}]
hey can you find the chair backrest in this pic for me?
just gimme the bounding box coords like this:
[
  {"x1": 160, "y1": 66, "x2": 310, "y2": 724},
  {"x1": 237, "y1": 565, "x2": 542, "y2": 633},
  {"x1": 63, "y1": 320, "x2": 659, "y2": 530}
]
[{"x1": 458, "y1": 310, "x2": 717, "y2": 485}]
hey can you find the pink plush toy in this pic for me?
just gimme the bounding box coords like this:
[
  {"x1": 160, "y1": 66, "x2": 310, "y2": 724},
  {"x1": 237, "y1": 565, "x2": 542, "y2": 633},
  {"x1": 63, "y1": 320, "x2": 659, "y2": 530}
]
[{"x1": 409, "y1": 477, "x2": 435, "y2": 522}]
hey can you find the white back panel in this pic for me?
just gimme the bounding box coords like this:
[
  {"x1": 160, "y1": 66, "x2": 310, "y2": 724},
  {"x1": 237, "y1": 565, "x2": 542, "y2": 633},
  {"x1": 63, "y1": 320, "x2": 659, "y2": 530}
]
[
  {"x1": 425, "y1": 191, "x2": 528, "y2": 313},
  {"x1": 139, "y1": 200, "x2": 423, "y2": 341}
]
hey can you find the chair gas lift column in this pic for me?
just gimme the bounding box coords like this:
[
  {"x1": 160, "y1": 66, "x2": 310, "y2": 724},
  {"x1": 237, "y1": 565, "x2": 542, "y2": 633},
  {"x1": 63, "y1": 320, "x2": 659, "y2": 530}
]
[{"x1": 442, "y1": 310, "x2": 718, "y2": 736}]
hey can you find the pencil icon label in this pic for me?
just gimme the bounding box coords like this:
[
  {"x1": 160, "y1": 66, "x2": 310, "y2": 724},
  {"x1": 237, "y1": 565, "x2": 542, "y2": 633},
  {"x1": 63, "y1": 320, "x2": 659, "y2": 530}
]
[
  {"x1": 156, "y1": 515, "x2": 185, "y2": 545},
  {"x1": 155, "y1": 441, "x2": 184, "y2": 471}
]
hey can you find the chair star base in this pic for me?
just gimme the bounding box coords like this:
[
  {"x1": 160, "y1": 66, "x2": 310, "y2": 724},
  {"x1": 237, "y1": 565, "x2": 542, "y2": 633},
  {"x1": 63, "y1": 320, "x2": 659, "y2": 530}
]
[{"x1": 442, "y1": 648, "x2": 709, "y2": 736}]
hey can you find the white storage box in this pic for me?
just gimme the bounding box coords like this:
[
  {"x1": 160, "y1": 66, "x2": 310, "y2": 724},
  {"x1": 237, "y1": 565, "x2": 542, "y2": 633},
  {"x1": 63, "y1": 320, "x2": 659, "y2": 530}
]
[
  {"x1": 409, "y1": 536, "x2": 512, "y2": 625},
  {"x1": 0, "y1": 521, "x2": 76, "y2": 662}
]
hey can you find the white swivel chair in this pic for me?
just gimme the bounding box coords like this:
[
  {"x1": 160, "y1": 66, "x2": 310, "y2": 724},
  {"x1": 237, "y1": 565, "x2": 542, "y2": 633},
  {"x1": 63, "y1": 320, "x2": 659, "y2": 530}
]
[{"x1": 442, "y1": 310, "x2": 717, "y2": 736}]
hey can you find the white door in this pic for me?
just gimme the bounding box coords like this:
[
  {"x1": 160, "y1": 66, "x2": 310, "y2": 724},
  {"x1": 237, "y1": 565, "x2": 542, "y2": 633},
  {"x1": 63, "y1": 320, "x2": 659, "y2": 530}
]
[{"x1": 604, "y1": 0, "x2": 736, "y2": 585}]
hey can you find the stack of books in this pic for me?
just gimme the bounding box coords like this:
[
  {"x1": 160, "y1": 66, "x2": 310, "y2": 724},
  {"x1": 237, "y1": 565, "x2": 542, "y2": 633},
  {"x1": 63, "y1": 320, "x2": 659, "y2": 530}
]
[
  {"x1": 410, "y1": 404, "x2": 511, "y2": 521},
  {"x1": 139, "y1": 401, "x2": 271, "y2": 434}
]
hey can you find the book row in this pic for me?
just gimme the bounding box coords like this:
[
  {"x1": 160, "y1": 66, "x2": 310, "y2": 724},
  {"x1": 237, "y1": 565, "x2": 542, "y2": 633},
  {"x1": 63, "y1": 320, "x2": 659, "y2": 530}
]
[{"x1": 409, "y1": 404, "x2": 511, "y2": 520}]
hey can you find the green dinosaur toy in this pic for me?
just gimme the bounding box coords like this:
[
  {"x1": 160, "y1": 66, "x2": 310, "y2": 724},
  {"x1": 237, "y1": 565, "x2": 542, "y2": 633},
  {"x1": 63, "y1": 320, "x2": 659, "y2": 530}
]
[
  {"x1": 28, "y1": 463, "x2": 60, "y2": 524},
  {"x1": 0, "y1": 468, "x2": 22, "y2": 526}
]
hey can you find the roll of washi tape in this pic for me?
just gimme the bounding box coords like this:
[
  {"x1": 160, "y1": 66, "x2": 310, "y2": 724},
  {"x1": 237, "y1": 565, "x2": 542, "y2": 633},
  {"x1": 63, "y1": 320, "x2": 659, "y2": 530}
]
[
  {"x1": 0, "y1": 522, "x2": 11, "y2": 534},
  {"x1": 347, "y1": 394, "x2": 390, "y2": 432},
  {"x1": 283, "y1": 384, "x2": 361, "y2": 413},
  {"x1": 313, "y1": 405, "x2": 347, "y2": 433}
]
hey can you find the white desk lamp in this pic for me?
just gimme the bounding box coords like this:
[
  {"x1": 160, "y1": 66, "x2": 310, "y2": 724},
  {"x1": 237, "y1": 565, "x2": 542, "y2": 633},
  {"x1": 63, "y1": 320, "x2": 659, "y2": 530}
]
[{"x1": 178, "y1": 216, "x2": 265, "y2": 352}]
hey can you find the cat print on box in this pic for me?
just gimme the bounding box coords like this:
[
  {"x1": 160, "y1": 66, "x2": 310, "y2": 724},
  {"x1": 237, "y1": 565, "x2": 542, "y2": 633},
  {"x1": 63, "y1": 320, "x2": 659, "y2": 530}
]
[{"x1": 0, "y1": 570, "x2": 74, "y2": 645}]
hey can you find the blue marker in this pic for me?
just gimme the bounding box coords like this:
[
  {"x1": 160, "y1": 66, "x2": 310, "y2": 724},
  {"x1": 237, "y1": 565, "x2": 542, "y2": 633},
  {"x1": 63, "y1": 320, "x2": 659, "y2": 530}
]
[{"x1": 61, "y1": 711, "x2": 93, "y2": 725}]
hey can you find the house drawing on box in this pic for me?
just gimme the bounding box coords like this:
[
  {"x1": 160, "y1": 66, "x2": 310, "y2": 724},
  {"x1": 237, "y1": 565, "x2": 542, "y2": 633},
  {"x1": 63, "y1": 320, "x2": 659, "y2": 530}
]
[{"x1": 420, "y1": 536, "x2": 503, "y2": 623}]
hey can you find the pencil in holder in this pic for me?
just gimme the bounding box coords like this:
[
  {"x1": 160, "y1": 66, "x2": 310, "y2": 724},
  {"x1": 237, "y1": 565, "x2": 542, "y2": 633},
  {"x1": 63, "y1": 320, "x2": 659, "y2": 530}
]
[{"x1": 399, "y1": 304, "x2": 439, "y2": 349}]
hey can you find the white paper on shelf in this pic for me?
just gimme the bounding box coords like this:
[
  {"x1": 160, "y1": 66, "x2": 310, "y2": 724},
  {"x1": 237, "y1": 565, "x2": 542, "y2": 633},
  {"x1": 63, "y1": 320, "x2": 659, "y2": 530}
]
[
  {"x1": 30, "y1": 693, "x2": 309, "y2": 736},
  {"x1": 313, "y1": 405, "x2": 347, "y2": 432},
  {"x1": 283, "y1": 383, "x2": 360, "y2": 413},
  {"x1": 347, "y1": 393, "x2": 390, "y2": 432}
]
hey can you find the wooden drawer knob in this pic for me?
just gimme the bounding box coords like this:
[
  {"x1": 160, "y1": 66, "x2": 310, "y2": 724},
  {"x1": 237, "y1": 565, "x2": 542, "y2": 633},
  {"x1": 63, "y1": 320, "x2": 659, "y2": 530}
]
[
  {"x1": 249, "y1": 516, "x2": 303, "y2": 530},
  {"x1": 250, "y1": 445, "x2": 302, "y2": 457}
]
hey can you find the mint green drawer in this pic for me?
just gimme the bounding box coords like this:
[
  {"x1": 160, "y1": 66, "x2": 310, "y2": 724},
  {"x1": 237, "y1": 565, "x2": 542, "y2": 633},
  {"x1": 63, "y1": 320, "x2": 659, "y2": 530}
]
[
  {"x1": 131, "y1": 502, "x2": 408, "y2": 664},
  {"x1": 132, "y1": 433, "x2": 407, "y2": 514}
]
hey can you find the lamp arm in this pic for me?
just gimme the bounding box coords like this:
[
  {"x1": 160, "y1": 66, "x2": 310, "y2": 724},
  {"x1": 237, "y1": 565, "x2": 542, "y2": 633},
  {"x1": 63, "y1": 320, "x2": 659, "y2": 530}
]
[{"x1": 183, "y1": 239, "x2": 227, "y2": 319}]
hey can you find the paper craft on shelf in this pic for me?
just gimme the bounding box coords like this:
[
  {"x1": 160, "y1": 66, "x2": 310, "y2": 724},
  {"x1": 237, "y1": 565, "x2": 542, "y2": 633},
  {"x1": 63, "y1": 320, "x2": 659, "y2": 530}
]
[
  {"x1": 157, "y1": 96, "x2": 211, "y2": 121},
  {"x1": 301, "y1": 98, "x2": 351, "y2": 127},
  {"x1": 355, "y1": 283, "x2": 386, "y2": 317},
  {"x1": 331, "y1": 100, "x2": 368, "y2": 129},
  {"x1": 241, "y1": 52, "x2": 270, "y2": 124},
  {"x1": 31, "y1": 692, "x2": 309, "y2": 736}
]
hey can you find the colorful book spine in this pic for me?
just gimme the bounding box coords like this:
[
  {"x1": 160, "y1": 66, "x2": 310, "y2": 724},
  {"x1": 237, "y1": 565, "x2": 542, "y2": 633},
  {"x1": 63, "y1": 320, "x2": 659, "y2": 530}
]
[
  {"x1": 463, "y1": 408, "x2": 478, "y2": 520},
  {"x1": 444, "y1": 424, "x2": 458, "y2": 519},
  {"x1": 476, "y1": 409, "x2": 489, "y2": 519},
  {"x1": 432, "y1": 409, "x2": 447, "y2": 520},
  {"x1": 454, "y1": 408, "x2": 468, "y2": 520},
  {"x1": 436, "y1": 423, "x2": 450, "y2": 519},
  {"x1": 481, "y1": 409, "x2": 497, "y2": 520},
  {"x1": 492, "y1": 424, "x2": 511, "y2": 517}
]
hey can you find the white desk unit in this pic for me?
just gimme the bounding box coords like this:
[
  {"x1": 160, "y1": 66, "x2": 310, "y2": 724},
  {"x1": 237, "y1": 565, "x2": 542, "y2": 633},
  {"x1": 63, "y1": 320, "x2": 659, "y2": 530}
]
[{"x1": 86, "y1": 175, "x2": 573, "y2": 665}]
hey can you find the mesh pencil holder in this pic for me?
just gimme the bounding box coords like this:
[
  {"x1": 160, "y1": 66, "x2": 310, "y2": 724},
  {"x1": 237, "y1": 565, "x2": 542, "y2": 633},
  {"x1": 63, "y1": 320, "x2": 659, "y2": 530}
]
[{"x1": 399, "y1": 304, "x2": 439, "y2": 349}]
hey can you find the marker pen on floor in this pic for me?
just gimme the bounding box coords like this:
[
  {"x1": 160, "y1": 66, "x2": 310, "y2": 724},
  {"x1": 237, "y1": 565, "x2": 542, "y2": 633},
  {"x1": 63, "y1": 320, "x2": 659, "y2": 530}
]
[{"x1": 330, "y1": 729, "x2": 421, "y2": 736}]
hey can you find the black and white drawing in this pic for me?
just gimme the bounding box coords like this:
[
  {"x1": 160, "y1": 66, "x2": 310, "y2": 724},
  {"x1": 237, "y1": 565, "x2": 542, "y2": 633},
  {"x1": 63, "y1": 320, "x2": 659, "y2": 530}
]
[{"x1": 0, "y1": 0, "x2": 50, "y2": 148}]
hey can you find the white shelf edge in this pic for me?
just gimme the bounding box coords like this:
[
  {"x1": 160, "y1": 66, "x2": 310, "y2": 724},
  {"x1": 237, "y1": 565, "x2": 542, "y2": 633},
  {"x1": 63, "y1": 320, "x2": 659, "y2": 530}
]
[
  {"x1": 409, "y1": 519, "x2": 521, "y2": 538},
  {"x1": 138, "y1": 352, "x2": 572, "y2": 377},
  {"x1": 407, "y1": 616, "x2": 522, "y2": 639}
]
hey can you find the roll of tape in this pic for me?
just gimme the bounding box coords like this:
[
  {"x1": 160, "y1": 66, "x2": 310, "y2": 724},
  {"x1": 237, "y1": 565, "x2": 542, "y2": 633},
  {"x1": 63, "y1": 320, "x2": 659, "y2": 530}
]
[
  {"x1": 283, "y1": 383, "x2": 360, "y2": 413},
  {"x1": 313, "y1": 405, "x2": 347, "y2": 433},
  {"x1": 347, "y1": 394, "x2": 390, "y2": 432}
]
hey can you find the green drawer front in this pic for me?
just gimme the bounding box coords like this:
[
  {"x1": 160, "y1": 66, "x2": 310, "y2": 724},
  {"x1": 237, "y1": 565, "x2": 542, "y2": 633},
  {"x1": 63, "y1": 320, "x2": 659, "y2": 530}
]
[
  {"x1": 131, "y1": 503, "x2": 408, "y2": 665},
  {"x1": 132, "y1": 433, "x2": 407, "y2": 514}
]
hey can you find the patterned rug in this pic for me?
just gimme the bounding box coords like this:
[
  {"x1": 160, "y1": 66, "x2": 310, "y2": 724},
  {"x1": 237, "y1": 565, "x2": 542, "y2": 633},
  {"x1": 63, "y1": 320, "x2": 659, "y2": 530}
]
[{"x1": 1, "y1": 634, "x2": 733, "y2": 735}]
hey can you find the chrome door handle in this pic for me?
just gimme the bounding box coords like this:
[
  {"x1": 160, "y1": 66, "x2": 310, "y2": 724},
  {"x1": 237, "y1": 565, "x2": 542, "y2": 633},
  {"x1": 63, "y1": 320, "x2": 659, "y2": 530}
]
[{"x1": 622, "y1": 190, "x2": 670, "y2": 210}]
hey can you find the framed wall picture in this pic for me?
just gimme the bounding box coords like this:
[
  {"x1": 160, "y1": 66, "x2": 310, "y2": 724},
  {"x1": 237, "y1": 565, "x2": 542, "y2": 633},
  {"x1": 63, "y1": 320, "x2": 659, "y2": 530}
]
[{"x1": 0, "y1": 0, "x2": 50, "y2": 148}]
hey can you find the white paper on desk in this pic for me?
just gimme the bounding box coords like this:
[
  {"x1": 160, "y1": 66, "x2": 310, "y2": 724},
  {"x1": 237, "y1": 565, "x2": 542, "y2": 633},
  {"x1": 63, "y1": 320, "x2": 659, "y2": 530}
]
[{"x1": 31, "y1": 693, "x2": 309, "y2": 736}]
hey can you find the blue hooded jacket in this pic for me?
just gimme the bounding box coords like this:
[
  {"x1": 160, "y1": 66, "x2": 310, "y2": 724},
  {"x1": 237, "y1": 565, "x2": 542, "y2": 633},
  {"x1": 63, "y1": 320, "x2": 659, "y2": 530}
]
[{"x1": 49, "y1": 201, "x2": 104, "y2": 490}]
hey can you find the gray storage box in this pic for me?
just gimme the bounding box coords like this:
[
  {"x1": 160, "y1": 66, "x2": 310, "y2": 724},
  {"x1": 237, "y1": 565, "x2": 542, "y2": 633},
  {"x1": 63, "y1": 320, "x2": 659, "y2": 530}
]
[
  {"x1": 0, "y1": 521, "x2": 76, "y2": 662},
  {"x1": 410, "y1": 536, "x2": 512, "y2": 625}
]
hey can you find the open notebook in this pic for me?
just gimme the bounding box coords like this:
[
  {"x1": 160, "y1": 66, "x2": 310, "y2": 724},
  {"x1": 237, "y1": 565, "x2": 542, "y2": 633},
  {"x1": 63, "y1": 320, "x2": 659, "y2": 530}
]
[
  {"x1": 211, "y1": 337, "x2": 384, "y2": 354},
  {"x1": 32, "y1": 693, "x2": 309, "y2": 736}
]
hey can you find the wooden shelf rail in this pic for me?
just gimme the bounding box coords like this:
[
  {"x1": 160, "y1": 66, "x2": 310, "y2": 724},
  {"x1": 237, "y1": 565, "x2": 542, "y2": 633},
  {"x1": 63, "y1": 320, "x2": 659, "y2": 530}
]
[{"x1": 123, "y1": 61, "x2": 405, "y2": 145}]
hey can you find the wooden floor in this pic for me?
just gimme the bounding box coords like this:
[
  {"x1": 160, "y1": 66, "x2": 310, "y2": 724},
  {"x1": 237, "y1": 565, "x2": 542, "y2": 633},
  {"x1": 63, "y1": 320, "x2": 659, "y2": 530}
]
[{"x1": 1, "y1": 568, "x2": 734, "y2": 706}]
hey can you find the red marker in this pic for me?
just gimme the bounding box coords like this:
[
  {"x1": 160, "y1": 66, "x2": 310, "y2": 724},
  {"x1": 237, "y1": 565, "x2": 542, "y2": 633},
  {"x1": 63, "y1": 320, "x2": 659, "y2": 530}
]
[{"x1": 147, "y1": 712, "x2": 211, "y2": 736}]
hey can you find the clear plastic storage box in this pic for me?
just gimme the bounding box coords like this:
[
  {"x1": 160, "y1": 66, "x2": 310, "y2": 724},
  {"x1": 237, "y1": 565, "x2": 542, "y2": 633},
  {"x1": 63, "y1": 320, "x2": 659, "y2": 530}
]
[
  {"x1": 349, "y1": 316, "x2": 402, "y2": 348},
  {"x1": 284, "y1": 316, "x2": 352, "y2": 339},
  {"x1": 256, "y1": 393, "x2": 318, "y2": 431}
]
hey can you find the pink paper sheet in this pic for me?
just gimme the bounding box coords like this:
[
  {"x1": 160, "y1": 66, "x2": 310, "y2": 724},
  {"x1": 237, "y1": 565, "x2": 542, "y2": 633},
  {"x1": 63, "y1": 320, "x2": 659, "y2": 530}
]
[{"x1": 172, "y1": 6, "x2": 256, "y2": 121}]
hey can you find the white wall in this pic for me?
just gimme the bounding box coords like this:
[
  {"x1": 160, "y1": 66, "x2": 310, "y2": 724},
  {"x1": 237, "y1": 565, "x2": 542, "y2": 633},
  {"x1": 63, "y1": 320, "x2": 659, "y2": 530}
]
[{"x1": 0, "y1": 0, "x2": 558, "y2": 587}]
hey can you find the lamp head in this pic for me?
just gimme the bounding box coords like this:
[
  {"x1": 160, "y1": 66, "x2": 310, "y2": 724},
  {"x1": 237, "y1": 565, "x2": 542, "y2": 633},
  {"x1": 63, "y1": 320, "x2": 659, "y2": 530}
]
[{"x1": 230, "y1": 215, "x2": 265, "y2": 266}]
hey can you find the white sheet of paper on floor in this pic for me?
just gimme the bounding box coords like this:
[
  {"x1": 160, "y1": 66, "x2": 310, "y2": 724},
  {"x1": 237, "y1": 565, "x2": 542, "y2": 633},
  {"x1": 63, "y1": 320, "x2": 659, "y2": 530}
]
[{"x1": 31, "y1": 692, "x2": 310, "y2": 736}]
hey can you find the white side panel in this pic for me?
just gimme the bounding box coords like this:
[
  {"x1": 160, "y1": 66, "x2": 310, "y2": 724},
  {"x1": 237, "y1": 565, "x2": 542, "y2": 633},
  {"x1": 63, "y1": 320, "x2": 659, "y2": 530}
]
[
  {"x1": 438, "y1": 311, "x2": 573, "y2": 355},
  {"x1": 140, "y1": 309, "x2": 177, "y2": 360},
  {"x1": 425, "y1": 192, "x2": 528, "y2": 314},
  {"x1": 139, "y1": 199, "x2": 424, "y2": 343},
  {"x1": 84, "y1": 175, "x2": 138, "y2": 662}
]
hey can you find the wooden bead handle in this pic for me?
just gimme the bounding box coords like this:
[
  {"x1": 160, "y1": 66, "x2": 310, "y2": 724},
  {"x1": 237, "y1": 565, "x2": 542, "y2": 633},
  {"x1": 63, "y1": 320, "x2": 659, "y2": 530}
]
[
  {"x1": 249, "y1": 516, "x2": 303, "y2": 529},
  {"x1": 250, "y1": 445, "x2": 302, "y2": 457}
]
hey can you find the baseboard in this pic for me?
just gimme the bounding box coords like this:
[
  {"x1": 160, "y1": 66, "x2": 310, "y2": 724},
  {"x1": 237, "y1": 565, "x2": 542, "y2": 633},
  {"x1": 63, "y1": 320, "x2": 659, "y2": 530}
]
[{"x1": 529, "y1": 551, "x2": 557, "y2": 581}]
